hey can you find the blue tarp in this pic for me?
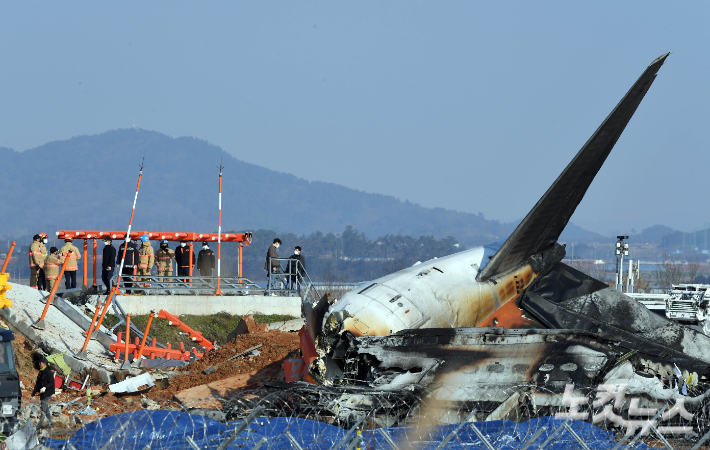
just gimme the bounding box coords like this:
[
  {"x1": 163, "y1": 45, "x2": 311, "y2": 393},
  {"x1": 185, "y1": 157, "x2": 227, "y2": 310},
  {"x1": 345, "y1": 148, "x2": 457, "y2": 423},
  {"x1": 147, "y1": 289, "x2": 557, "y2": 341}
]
[{"x1": 43, "y1": 412, "x2": 651, "y2": 449}]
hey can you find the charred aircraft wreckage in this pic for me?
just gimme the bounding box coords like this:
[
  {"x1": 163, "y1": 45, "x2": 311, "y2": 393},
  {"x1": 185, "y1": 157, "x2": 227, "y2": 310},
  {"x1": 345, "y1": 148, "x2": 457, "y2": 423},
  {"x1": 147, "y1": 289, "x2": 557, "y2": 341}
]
[{"x1": 239, "y1": 53, "x2": 710, "y2": 432}]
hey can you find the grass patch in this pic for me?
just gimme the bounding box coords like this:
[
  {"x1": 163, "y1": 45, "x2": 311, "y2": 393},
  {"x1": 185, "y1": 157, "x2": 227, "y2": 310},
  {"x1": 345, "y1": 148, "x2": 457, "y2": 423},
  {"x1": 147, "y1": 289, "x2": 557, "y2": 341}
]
[
  {"x1": 100, "y1": 312, "x2": 297, "y2": 347},
  {"x1": 252, "y1": 314, "x2": 297, "y2": 324}
]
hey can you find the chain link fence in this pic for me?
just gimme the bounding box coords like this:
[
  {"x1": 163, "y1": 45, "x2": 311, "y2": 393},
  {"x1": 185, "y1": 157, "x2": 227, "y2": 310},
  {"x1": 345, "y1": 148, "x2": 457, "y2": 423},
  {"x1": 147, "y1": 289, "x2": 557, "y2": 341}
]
[{"x1": 36, "y1": 382, "x2": 710, "y2": 449}]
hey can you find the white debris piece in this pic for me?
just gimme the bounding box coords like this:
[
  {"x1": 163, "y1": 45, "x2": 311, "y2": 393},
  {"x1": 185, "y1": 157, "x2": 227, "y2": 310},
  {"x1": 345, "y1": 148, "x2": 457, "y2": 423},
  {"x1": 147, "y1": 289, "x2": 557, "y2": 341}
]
[{"x1": 109, "y1": 372, "x2": 155, "y2": 394}]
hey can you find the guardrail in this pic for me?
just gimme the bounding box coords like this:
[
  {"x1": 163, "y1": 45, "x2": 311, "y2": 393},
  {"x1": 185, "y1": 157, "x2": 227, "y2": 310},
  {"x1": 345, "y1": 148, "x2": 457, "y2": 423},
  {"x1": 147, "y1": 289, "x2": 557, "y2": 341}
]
[{"x1": 110, "y1": 274, "x2": 273, "y2": 296}]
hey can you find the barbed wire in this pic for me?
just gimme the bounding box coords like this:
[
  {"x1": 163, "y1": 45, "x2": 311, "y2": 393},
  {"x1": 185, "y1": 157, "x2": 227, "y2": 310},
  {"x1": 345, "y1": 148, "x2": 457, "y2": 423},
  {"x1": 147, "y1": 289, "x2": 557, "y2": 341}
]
[{"x1": 29, "y1": 381, "x2": 710, "y2": 449}]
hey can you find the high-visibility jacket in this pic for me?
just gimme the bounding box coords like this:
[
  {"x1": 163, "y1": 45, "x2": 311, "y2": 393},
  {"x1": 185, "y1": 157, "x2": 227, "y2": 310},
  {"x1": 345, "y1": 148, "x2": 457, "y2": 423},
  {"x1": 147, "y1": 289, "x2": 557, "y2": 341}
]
[
  {"x1": 138, "y1": 243, "x2": 155, "y2": 271},
  {"x1": 155, "y1": 247, "x2": 175, "y2": 273},
  {"x1": 44, "y1": 254, "x2": 64, "y2": 280},
  {"x1": 59, "y1": 243, "x2": 82, "y2": 271},
  {"x1": 29, "y1": 241, "x2": 47, "y2": 268}
]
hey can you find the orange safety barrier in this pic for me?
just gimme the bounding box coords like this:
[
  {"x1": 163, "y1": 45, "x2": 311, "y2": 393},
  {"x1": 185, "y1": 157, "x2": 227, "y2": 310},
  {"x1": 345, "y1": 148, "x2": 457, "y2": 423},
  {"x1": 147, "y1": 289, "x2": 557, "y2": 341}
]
[
  {"x1": 57, "y1": 230, "x2": 252, "y2": 244},
  {"x1": 157, "y1": 309, "x2": 214, "y2": 351},
  {"x1": 1, "y1": 242, "x2": 15, "y2": 273},
  {"x1": 111, "y1": 332, "x2": 203, "y2": 361},
  {"x1": 107, "y1": 308, "x2": 212, "y2": 363},
  {"x1": 57, "y1": 230, "x2": 252, "y2": 278}
]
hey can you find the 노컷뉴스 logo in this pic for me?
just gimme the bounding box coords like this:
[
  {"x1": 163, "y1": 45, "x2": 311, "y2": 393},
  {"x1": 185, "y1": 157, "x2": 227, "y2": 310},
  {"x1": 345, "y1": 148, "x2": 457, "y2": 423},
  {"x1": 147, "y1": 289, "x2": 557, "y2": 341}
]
[{"x1": 556, "y1": 384, "x2": 693, "y2": 436}]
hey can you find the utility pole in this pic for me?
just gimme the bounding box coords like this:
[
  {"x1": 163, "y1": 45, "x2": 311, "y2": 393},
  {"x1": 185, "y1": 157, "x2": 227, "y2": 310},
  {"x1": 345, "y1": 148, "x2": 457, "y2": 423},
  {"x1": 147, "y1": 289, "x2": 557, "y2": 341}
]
[{"x1": 615, "y1": 236, "x2": 629, "y2": 292}]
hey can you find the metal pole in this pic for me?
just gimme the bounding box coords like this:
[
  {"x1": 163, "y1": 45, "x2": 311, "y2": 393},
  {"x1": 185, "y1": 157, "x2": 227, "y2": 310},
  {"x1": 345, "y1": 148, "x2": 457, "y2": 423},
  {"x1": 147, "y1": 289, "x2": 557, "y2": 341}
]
[
  {"x1": 94, "y1": 158, "x2": 145, "y2": 333},
  {"x1": 76, "y1": 300, "x2": 103, "y2": 359},
  {"x1": 286, "y1": 432, "x2": 306, "y2": 450},
  {"x1": 83, "y1": 239, "x2": 88, "y2": 288},
  {"x1": 628, "y1": 258, "x2": 634, "y2": 293},
  {"x1": 434, "y1": 409, "x2": 477, "y2": 450},
  {"x1": 137, "y1": 311, "x2": 155, "y2": 359},
  {"x1": 238, "y1": 244, "x2": 243, "y2": 279},
  {"x1": 215, "y1": 160, "x2": 223, "y2": 295},
  {"x1": 216, "y1": 405, "x2": 265, "y2": 450},
  {"x1": 121, "y1": 313, "x2": 131, "y2": 369},
  {"x1": 1, "y1": 242, "x2": 15, "y2": 273},
  {"x1": 188, "y1": 241, "x2": 193, "y2": 286},
  {"x1": 377, "y1": 429, "x2": 400, "y2": 450},
  {"x1": 92, "y1": 239, "x2": 97, "y2": 289},
  {"x1": 619, "y1": 253, "x2": 624, "y2": 292}
]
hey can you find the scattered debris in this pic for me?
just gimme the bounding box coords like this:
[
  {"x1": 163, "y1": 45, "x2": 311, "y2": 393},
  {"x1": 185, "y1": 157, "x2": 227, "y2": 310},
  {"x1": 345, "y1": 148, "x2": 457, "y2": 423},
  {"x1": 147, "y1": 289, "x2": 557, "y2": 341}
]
[{"x1": 108, "y1": 373, "x2": 155, "y2": 395}]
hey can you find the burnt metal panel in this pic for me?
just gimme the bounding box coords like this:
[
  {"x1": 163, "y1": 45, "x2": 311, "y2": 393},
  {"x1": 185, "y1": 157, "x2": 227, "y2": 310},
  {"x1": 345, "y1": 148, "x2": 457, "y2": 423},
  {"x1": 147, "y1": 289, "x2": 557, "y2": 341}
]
[
  {"x1": 352, "y1": 327, "x2": 613, "y2": 398},
  {"x1": 520, "y1": 262, "x2": 710, "y2": 373},
  {"x1": 478, "y1": 53, "x2": 669, "y2": 282}
]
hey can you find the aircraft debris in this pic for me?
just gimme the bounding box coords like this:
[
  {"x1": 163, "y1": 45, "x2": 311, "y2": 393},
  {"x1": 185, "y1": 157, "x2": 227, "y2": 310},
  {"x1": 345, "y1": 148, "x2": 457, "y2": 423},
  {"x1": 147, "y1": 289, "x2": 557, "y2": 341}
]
[{"x1": 269, "y1": 53, "x2": 710, "y2": 436}]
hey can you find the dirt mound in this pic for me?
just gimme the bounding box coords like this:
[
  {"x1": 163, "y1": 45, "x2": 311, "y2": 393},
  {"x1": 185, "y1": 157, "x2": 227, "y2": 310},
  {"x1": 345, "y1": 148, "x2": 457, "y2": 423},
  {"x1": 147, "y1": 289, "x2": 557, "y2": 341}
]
[{"x1": 150, "y1": 329, "x2": 299, "y2": 401}]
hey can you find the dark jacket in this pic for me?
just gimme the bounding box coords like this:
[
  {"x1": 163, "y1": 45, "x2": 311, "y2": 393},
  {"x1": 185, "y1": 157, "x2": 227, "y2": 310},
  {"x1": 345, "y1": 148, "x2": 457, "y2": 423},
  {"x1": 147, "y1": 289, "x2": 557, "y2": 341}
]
[
  {"x1": 175, "y1": 246, "x2": 195, "y2": 269},
  {"x1": 117, "y1": 241, "x2": 140, "y2": 268},
  {"x1": 264, "y1": 244, "x2": 280, "y2": 271},
  {"x1": 102, "y1": 243, "x2": 117, "y2": 271},
  {"x1": 197, "y1": 249, "x2": 215, "y2": 271},
  {"x1": 33, "y1": 366, "x2": 55, "y2": 400},
  {"x1": 287, "y1": 254, "x2": 306, "y2": 277}
]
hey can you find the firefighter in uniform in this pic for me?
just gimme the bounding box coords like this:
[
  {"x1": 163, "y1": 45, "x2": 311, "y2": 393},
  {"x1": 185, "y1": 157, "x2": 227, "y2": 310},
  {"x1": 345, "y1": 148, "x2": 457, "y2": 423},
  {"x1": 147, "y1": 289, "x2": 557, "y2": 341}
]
[
  {"x1": 43, "y1": 247, "x2": 64, "y2": 291},
  {"x1": 37, "y1": 233, "x2": 49, "y2": 291},
  {"x1": 30, "y1": 233, "x2": 47, "y2": 290},
  {"x1": 175, "y1": 241, "x2": 195, "y2": 282},
  {"x1": 155, "y1": 240, "x2": 175, "y2": 282},
  {"x1": 28, "y1": 235, "x2": 47, "y2": 290},
  {"x1": 137, "y1": 235, "x2": 154, "y2": 293},
  {"x1": 59, "y1": 237, "x2": 82, "y2": 289}
]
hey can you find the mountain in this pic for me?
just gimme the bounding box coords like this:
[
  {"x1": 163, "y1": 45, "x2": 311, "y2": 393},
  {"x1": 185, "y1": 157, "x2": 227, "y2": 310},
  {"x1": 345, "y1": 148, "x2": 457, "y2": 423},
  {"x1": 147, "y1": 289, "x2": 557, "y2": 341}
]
[
  {"x1": 2, "y1": 129, "x2": 521, "y2": 246},
  {"x1": 632, "y1": 225, "x2": 678, "y2": 245}
]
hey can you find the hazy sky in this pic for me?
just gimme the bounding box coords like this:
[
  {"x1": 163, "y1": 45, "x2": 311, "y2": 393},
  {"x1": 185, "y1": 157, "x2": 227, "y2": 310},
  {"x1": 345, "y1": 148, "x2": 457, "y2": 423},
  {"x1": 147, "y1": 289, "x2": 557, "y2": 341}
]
[{"x1": 2, "y1": 2, "x2": 708, "y2": 236}]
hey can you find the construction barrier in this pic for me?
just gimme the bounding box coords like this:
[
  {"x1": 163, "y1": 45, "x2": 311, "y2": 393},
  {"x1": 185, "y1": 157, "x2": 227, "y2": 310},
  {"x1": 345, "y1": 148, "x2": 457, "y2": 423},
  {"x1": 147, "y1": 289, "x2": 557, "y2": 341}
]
[
  {"x1": 108, "y1": 308, "x2": 211, "y2": 362},
  {"x1": 110, "y1": 333, "x2": 203, "y2": 362}
]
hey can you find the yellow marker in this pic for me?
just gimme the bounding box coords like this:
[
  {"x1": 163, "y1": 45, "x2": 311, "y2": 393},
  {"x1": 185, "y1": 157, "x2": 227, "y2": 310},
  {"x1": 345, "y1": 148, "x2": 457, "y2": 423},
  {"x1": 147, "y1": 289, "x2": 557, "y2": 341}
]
[{"x1": 0, "y1": 273, "x2": 12, "y2": 308}]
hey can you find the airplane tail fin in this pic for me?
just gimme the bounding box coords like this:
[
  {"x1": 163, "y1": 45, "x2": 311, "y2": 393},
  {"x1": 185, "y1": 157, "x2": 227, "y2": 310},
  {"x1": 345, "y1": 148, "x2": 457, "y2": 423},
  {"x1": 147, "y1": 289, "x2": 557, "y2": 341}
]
[{"x1": 478, "y1": 53, "x2": 669, "y2": 282}]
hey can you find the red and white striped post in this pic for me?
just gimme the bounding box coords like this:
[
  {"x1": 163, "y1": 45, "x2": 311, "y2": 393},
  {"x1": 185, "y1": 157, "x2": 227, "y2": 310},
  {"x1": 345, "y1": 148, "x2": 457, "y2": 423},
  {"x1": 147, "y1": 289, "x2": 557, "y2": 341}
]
[
  {"x1": 215, "y1": 160, "x2": 224, "y2": 295},
  {"x1": 92, "y1": 158, "x2": 146, "y2": 339}
]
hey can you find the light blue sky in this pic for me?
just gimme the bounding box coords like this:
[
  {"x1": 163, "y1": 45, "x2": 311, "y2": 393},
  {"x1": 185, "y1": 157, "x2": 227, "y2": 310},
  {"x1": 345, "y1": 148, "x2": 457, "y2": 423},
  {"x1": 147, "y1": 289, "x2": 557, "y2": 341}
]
[{"x1": 1, "y1": 2, "x2": 708, "y2": 236}]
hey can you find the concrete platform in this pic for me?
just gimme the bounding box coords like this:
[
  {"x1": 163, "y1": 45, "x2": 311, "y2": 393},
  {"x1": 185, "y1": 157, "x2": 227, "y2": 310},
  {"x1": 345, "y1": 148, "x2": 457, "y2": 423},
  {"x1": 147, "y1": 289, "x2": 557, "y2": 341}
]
[{"x1": 88, "y1": 294, "x2": 302, "y2": 317}]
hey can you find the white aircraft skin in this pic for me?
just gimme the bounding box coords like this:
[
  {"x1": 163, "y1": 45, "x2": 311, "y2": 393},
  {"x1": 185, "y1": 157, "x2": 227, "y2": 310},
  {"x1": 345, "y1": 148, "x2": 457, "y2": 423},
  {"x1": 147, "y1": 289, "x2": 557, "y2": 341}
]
[
  {"x1": 323, "y1": 242, "x2": 538, "y2": 338},
  {"x1": 321, "y1": 53, "x2": 670, "y2": 343}
]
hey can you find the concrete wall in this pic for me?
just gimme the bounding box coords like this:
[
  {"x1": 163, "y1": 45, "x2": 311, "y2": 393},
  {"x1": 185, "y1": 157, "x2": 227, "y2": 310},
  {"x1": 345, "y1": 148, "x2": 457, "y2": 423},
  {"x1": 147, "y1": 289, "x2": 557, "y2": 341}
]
[{"x1": 89, "y1": 294, "x2": 302, "y2": 317}]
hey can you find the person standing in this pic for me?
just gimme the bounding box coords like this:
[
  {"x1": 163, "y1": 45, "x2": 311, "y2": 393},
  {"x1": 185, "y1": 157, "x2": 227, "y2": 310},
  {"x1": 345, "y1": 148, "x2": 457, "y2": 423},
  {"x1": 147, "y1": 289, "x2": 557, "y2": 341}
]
[
  {"x1": 264, "y1": 238, "x2": 282, "y2": 292},
  {"x1": 137, "y1": 235, "x2": 155, "y2": 292},
  {"x1": 59, "y1": 237, "x2": 82, "y2": 290},
  {"x1": 197, "y1": 242, "x2": 215, "y2": 277},
  {"x1": 43, "y1": 247, "x2": 63, "y2": 292},
  {"x1": 32, "y1": 356, "x2": 55, "y2": 429},
  {"x1": 101, "y1": 237, "x2": 117, "y2": 294},
  {"x1": 155, "y1": 240, "x2": 175, "y2": 282},
  {"x1": 37, "y1": 233, "x2": 49, "y2": 291},
  {"x1": 117, "y1": 238, "x2": 140, "y2": 294},
  {"x1": 28, "y1": 235, "x2": 45, "y2": 290},
  {"x1": 175, "y1": 241, "x2": 195, "y2": 281},
  {"x1": 287, "y1": 246, "x2": 306, "y2": 292}
]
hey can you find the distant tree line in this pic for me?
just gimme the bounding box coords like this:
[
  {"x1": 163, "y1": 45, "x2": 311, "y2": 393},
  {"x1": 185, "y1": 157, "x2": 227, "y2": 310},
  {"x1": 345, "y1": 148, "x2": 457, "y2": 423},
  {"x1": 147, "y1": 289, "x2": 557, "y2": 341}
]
[{"x1": 232, "y1": 226, "x2": 463, "y2": 282}]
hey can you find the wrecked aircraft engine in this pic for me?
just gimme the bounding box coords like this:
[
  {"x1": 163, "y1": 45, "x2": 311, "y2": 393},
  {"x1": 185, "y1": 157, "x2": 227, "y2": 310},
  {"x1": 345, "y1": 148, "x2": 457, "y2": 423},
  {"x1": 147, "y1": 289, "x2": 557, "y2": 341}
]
[{"x1": 282, "y1": 53, "x2": 710, "y2": 433}]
